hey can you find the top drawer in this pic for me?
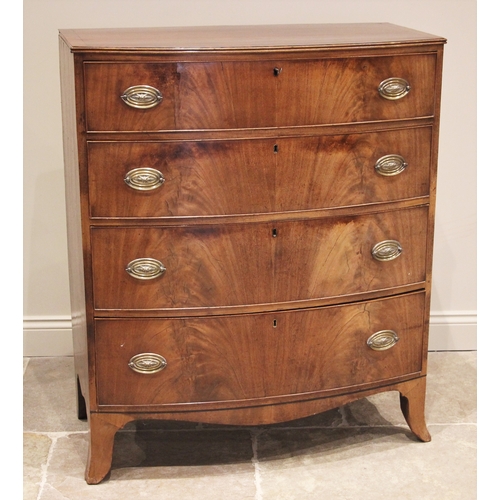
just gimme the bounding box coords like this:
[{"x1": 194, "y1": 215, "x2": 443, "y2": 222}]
[{"x1": 83, "y1": 54, "x2": 437, "y2": 132}]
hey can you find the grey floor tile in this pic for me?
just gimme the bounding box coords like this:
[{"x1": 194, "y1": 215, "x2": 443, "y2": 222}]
[
  {"x1": 337, "y1": 391, "x2": 407, "y2": 427},
  {"x1": 426, "y1": 351, "x2": 477, "y2": 423},
  {"x1": 23, "y1": 357, "x2": 88, "y2": 433},
  {"x1": 39, "y1": 432, "x2": 256, "y2": 499},
  {"x1": 256, "y1": 424, "x2": 476, "y2": 500},
  {"x1": 336, "y1": 351, "x2": 477, "y2": 430},
  {"x1": 112, "y1": 428, "x2": 254, "y2": 469},
  {"x1": 263, "y1": 407, "x2": 346, "y2": 428},
  {"x1": 24, "y1": 432, "x2": 52, "y2": 500}
]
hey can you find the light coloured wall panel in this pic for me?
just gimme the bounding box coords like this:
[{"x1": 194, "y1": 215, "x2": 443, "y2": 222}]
[
  {"x1": 23, "y1": 317, "x2": 73, "y2": 357},
  {"x1": 428, "y1": 313, "x2": 477, "y2": 351}
]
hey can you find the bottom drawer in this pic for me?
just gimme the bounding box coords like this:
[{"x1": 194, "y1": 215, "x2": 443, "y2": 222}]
[{"x1": 95, "y1": 292, "x2": 425, "y2": 407}]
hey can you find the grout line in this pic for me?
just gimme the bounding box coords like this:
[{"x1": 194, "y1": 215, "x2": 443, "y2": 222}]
[
  {"x1": 338, "y1": 405, "x2": 349, "y2": 426},
  {"x1": 36, "y1": 434, "x2": 57, "y2": 500},
  {"x1": 26, "y1": 430, "x2": 88, "y2": 437},
  {"x1": 30, "y1": 431, "x2": 87, "y2": 500},
  {"x1": 426, "y1": 422, "x2": 477, "y2": 427},
  {"x1": 251, "y1": 430, "x2": 263, "y2": 500}
]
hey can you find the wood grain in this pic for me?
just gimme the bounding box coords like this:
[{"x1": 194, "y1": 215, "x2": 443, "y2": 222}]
[
  {"x1": 95, "y1": 292, "x2": 425, "y2": 406},
  {"x1": 276, "y1": 54, "x2": 436, "y2": 125},
  {"x1": 88, "y1": 127, "x2": 432, "y2": 218},
  {"x1": 275, "y1": 127, "x2": 431, "y2": 211},
  {"x1": 84, "y1": 54, "x2": 436, "y2": 132},
  {"x1": 59, "y1": 39, "x2": 91, "y2": 416},
  {"x1": 88, "y1": 138, "x2": 276, "y2": 217},
  {"x1": 91, "y1": 206, "x2": 427, "y2": 311},
  {"x1": 84, "y1": 62, "x2": 177, "y2": 131},
  {"x1": 176, "y1": 61, "x2": 277, "y2": 129}
]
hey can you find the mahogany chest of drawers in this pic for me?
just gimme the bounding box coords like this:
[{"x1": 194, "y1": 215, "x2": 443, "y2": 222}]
[{"x1": 59, "y1": 23, "x2": 445, "y2": 484}]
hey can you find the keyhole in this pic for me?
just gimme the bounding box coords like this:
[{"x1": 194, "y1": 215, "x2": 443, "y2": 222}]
[
  {"x1": 274, "y1": 144, "x2": 279, "y2": 153},
  {"x1": 273, "y1": 67, "x2": 282, "y2": 76},
  {"x1": 273, "y1": 319, "x2": 278, "y2": 328},
  {"x1": 272, "y1": 228, "x2": 278, "y2": 238}
]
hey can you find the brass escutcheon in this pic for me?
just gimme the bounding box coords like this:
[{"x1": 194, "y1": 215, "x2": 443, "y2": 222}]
[
  {"x1": 124, "y1": 167, "x2": 165, "y2": 191},
  {"x1": 126, "y1": 258, "x2": 166, "y2": 280},
  {"x1": 374, "y1": 154, "x2": 408, "y2": 176},
  {"x1": 371, "y1": 240, "x2": 403, "y2": 262},
  {"x1": 367, "y1": 330, "x2": 399, "y2": 351},
  {"x1": 121, "y1": 85, "x2": 163, "y2": 109},
  {"x1": 128, "y1": 353, "x2": 167, "y2": 374},
  {"x1": 378, "y1": 77, "x2": 411, "y2": 100}
]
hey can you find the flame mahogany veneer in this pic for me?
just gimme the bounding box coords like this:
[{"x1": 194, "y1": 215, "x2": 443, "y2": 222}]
[{"x1": 59, "y1": 23, "x2": 445, "y2": 484}]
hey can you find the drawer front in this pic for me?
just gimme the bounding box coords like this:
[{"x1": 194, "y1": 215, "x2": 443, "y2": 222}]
[
  {"x1": 88, "y1": 127, "x2": 431, "y2": 218},
  {"x1": 88, "y1": 138, "x2": 276, "y2": 217},
  {"x1": 91, "y1": 206, "x2": 428, "y2": 311},
  {"x1": 84, "y1": 55, "x2": 436, "y2": 131},
  {"x1": 276, "y1": 127, "x2": 432, "y2": 212},
  {"x1": 275, "y1": 54, "x2": 436, "y2": 126},
  {"x1": 95, "y1": 293, "x2": 425, "y2": 406},
  {"x1": 84, "y1": 62, "x2": 178, "y2": 132}
]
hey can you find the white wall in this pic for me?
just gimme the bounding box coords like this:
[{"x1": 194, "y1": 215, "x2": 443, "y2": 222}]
[{"x1": 23, "y1": 0, "x2": 477, "y2": 355}]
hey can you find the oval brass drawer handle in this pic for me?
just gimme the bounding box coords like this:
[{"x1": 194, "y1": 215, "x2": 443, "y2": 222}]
[
  {"x1": 121, "y1": 85, "x2": 163, "y2": 109},
  {"x1": 378, "y1": 77, "x2": 411, "y2": 100},
  {"x1": 128, "y1": 353, "x2": 167, "y2": 374},
  {"x1": 374, "y1": 154, "x2": 408, "y2": 176},
  {"x1": 126, "y1": 258, "x2": 166, "y2": 280},
  {"x1": 371, "y1": 240, "x2": 403, "y2": 262},
  {"x1": 367, "y1": 330, "x2": 399, "y2": 351},
  {"x1": 124, "y1": 167, "x2": 165, "y2": 191}
]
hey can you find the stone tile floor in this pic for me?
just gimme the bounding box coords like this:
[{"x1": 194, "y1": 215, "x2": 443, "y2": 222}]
[{"x1": 24, "y1": 352, "x2": 476, "y2": 499}]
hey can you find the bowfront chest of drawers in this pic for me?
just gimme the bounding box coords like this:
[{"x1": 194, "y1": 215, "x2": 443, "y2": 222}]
[{"x1": 59, "y1": 23, "x2": 445, "y2": 483}]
